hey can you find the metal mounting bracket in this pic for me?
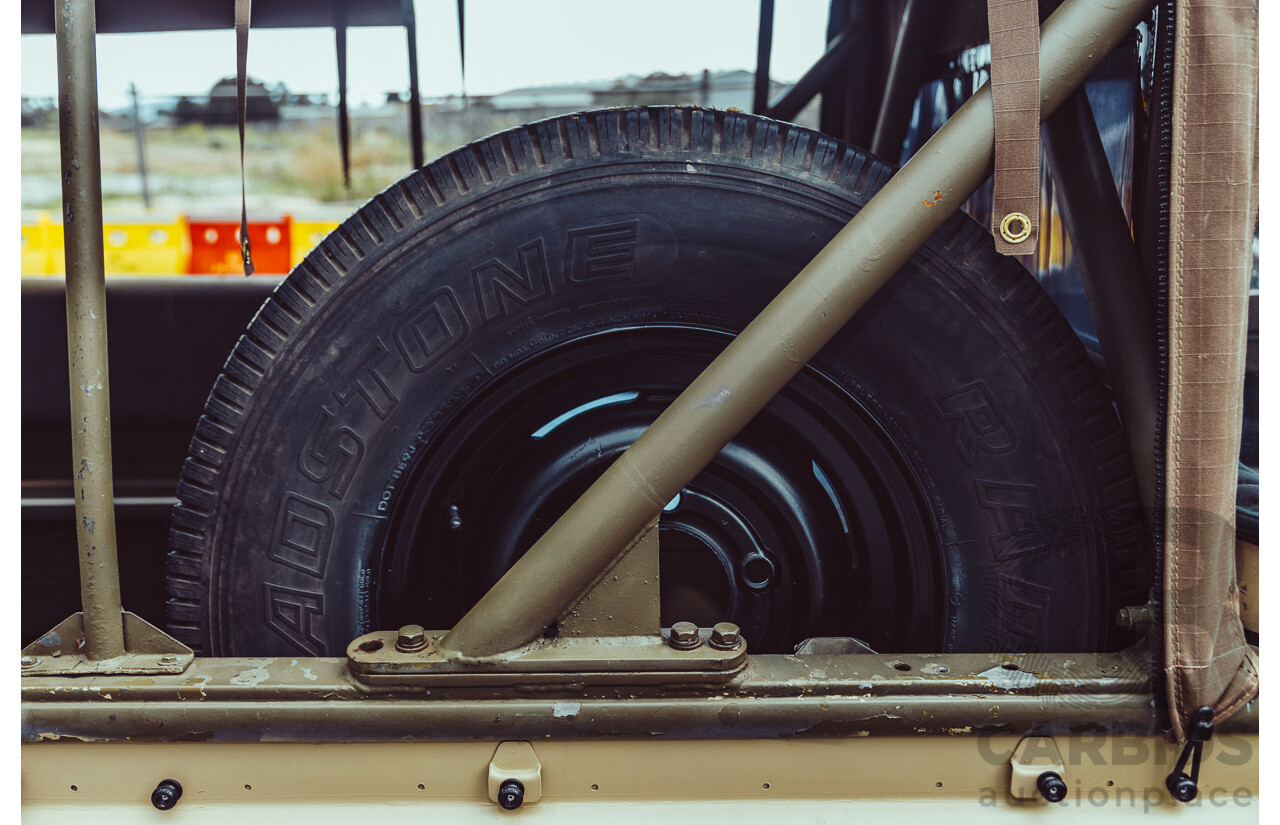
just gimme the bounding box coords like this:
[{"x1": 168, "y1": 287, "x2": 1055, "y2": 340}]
[
  {"x1": 20, "y1": 612, "x2": 194, "y2": 676},
  {"x1": 347, "y1": 520, "x2": 748, "y2": 686},
  {"x1": 488, "y1": 742, "x2": 542, "y2": 809},
  {"x1": 1009, "y1": 736, "x2": 1066, "y2": 802}
]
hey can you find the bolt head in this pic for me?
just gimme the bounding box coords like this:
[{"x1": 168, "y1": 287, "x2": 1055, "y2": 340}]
[
  {"x1": 20, "y1": 656, "x2": 39, "y2": 669},
  {"x1": 396, "y1": 624, "x2": 429, "y2": 652},
  {"x1": 669, "y1": 621, "x2": 702, "y2": 650},
  {"x1": 710, "y1": 622, "x2": 742, "y2": 650},
  {"x1": 159, "y1": 654, "x2": 179, "y2": 665}
]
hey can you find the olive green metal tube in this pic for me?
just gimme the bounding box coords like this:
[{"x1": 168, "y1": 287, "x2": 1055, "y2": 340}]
[
  {"x1": 56, "y1": 0, "x2": 125, "y2": 660},
  {"x1": 443, "y1": 0, "x2": 1156, "y2": 659},
  {"x1": 1043, "y1": 88, "x2": 1159, "y2": 513}
]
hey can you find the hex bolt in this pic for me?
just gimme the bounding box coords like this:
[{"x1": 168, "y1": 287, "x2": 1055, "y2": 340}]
[
  {"x1": 1115, "y1": 604, "x2": 1155, "y2": 632},
  {"x1": 709, "y1": 622, "x2": 742, "y2": 650},
  {"x1": 668, "y1": 622, "x2": 702, "y2": 650},
  {"x1": 1036, "y1": 772, "x2": 1067, "y2": 803},
  {"x1": 20, "y1": 656, "x2": 40, "y2": 670},
  {"x1": 158, "y1": 654, "x2": 179, "y2": 665},
  {"x1": 497, "y1": 778, "x2": 524, "y2": 810},
  {"x1": 151, "y1": 778, "x2": 183, "y2": 811},
  {"x1": 396, "y1": 624, "x2": 429, "y2": 653}
]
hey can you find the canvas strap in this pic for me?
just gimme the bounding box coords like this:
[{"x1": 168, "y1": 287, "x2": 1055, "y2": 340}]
[
  {"x1": 986, "y1": 0, "x2": 1040, "y2": 255},
  {"x1": 236, "y1": 0, "x2": 254, "y2": 276}
]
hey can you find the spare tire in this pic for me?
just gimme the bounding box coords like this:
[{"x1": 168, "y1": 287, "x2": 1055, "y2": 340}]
[{"x1": 167, "y1": 107, "x2": 1148, "y2": 657}]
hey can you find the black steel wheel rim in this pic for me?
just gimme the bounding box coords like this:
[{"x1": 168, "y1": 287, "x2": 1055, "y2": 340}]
[{"x1": 376, "y1": 326, "x2": 942, "y2": 653}]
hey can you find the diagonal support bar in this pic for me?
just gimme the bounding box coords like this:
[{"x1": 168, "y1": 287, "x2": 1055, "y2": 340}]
[{"x1": 442, "y1": 0, "x2": 1157, "y2": 659}]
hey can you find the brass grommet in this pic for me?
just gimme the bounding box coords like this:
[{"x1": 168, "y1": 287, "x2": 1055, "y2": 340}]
[{"x1": 1000, "y1": 212, "x2": 1032, "y2": 244}]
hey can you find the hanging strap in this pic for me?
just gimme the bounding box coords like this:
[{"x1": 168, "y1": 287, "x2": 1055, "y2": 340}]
[
  {"x1": 986, "y1": 0, "x2": 1040, "y2": 256},
  {"x1": 457, "y1": 0, "x2": 467, "y2": 99},
  {"x1": 236, "y1": 0, "x2": 254, "y2": 276}
]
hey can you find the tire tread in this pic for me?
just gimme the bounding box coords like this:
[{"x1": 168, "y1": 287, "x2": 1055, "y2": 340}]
[{"x1": 166, "y1": 106, "x2": 1147, "y2": 655}]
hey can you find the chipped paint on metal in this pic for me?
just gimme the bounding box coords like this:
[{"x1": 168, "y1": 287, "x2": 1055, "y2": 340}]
[
  {"x1": 977, "y1": 666, "x2": 1038, "y2": 690},
  {"x1": 553, "y1": 701, "x2": 581, "y2": 719},
  {"x1": 229, "y1": 662, "x2": 273, "y2": 688},
  {"x1": 178, "y1": 676, "x2": 211, "y2": 701}
]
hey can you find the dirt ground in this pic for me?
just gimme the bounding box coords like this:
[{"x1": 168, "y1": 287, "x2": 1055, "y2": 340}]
[{"x1": 21, "y1": 116, "x2": 498, "y2": 219}]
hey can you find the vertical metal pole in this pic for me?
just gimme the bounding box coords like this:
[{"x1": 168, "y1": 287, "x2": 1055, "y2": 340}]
[
  {"x1": 129, "y1": 83, "x2": 151, "y2": 208},
  {"x1": 870, "y1": 0, "x2": 937, "y2": 161},
  {"x1": 403, "y1": 0, "x2": 425, "y2": 169},
  {"x1": 753, "y1": 0, "x2": 775, "y2": 113},
  {"x1": 55, "y1": 0, "x2": 126, "y2": 660}
]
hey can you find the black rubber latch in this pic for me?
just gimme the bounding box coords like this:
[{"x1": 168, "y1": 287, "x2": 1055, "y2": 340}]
[
  {"x1": 498, "y1": 778, "x2": 524, "y2": 810},
  {"x1": 1037, "y1": 771, "x2": 1068, "y2": 802},
  {"x1": 1166, "y1": 706, "x2": 1214, "y2": 803},
  {"x1": 151, "y1": 778, "x2": 183, "y2": 811}
]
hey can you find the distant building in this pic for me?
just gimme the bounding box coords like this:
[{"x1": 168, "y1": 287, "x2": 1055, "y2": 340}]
[
  {"x1": 167, "y1": 77, "x2": 282, "y2": 126},
  {"x1": 483, "y1": 70, "x2": 785, "y2": 121}
]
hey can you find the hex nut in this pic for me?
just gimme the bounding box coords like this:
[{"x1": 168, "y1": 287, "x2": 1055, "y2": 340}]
[
  {"x1": 709, "y1": 622, "x2": 742, "y2": 650},
  {"x1": 396, "y1": 624, "x2": 429, "y2": 653},
  {"x1": 668, "y1": 622, "x2": 702, "y2": 650},
  {"x1": 159, "y1": 654, "x2": 179, "y2": 665},
  {"x1": 20, "y1": 656, "x2": 39, "y2": 669}
]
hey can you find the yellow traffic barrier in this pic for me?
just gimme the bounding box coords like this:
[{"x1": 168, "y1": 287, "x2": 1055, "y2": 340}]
[
  {"x1": 290, "y1": 219, "x2": 340, "y2": 269},
  {"x1": 20, "y1": 218, "x2": 47, "y2": 276},
  {"x1": 21, "y1": 214, "x2": 189, "y2": 276},
  {"x1": 20, "y1": 212, "x2": 64, "y2": 276},
  {"x1": 101, "y1": 217, "x2": 190, "y2": 275}
]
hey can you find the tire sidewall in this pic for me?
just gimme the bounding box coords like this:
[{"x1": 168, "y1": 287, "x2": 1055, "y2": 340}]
[{"x1": 186, "y1": 113, "x2": 1138, "y2": 657}]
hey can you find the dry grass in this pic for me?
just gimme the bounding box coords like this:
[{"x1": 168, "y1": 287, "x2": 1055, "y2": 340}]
[{"x1": 21, "y1": 118, "x2": 487, "y2": 214}]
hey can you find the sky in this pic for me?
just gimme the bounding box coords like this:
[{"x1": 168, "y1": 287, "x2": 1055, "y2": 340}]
[{"x1": 21, "y1": 1, "x2": 832, "y2": 110}]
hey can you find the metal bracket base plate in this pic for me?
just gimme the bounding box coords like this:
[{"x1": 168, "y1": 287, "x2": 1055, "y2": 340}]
[
  {"x1": 20, "y1": 612, "x2": 194, "y2": 676},
  {"x1": 347, "y1": 628, "x2": 746, "y2": 687}
]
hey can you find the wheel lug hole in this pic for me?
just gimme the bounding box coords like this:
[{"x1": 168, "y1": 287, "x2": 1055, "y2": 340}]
[{"x1": 741, "y1": 553, "x2": 775, "y2": 590}]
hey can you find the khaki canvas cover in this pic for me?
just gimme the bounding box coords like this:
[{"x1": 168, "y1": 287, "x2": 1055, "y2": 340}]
[{"x1": 1163, "y1": 0, "x2": 1258, "y2": 742}]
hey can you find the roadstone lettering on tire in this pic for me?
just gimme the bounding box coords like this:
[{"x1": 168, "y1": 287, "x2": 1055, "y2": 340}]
[{"x1": 167, "y1": 107, "x2": 1148, "y2": 657}]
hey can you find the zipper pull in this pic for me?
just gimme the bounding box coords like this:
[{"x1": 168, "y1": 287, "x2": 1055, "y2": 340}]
[{"x1": 1166, "y1": 706, "x2": 1214, "y2": 802}]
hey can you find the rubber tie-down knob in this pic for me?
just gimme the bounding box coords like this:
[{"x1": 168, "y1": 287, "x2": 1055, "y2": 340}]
[
  {"x1": 1036, "y1": 772, "x2": 1067, "y2": 803},
  {"x1": 1166, "y1": 772, "x2": 1198, "y2": 803},
  {"x1": 151, "y1": 779, "x2": 183, "y2": 811},
  {"x1": 498, "y1": 778, "x2": 525, "y2": 810}
]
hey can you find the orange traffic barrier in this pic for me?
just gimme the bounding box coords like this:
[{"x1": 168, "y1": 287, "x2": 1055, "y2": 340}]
[
  {"x1": 187, "y1": 218, "x2": 291, "y2": 275},
  {"x1": 20, "y1": 214, "x2": 373, "y2": 277}
]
